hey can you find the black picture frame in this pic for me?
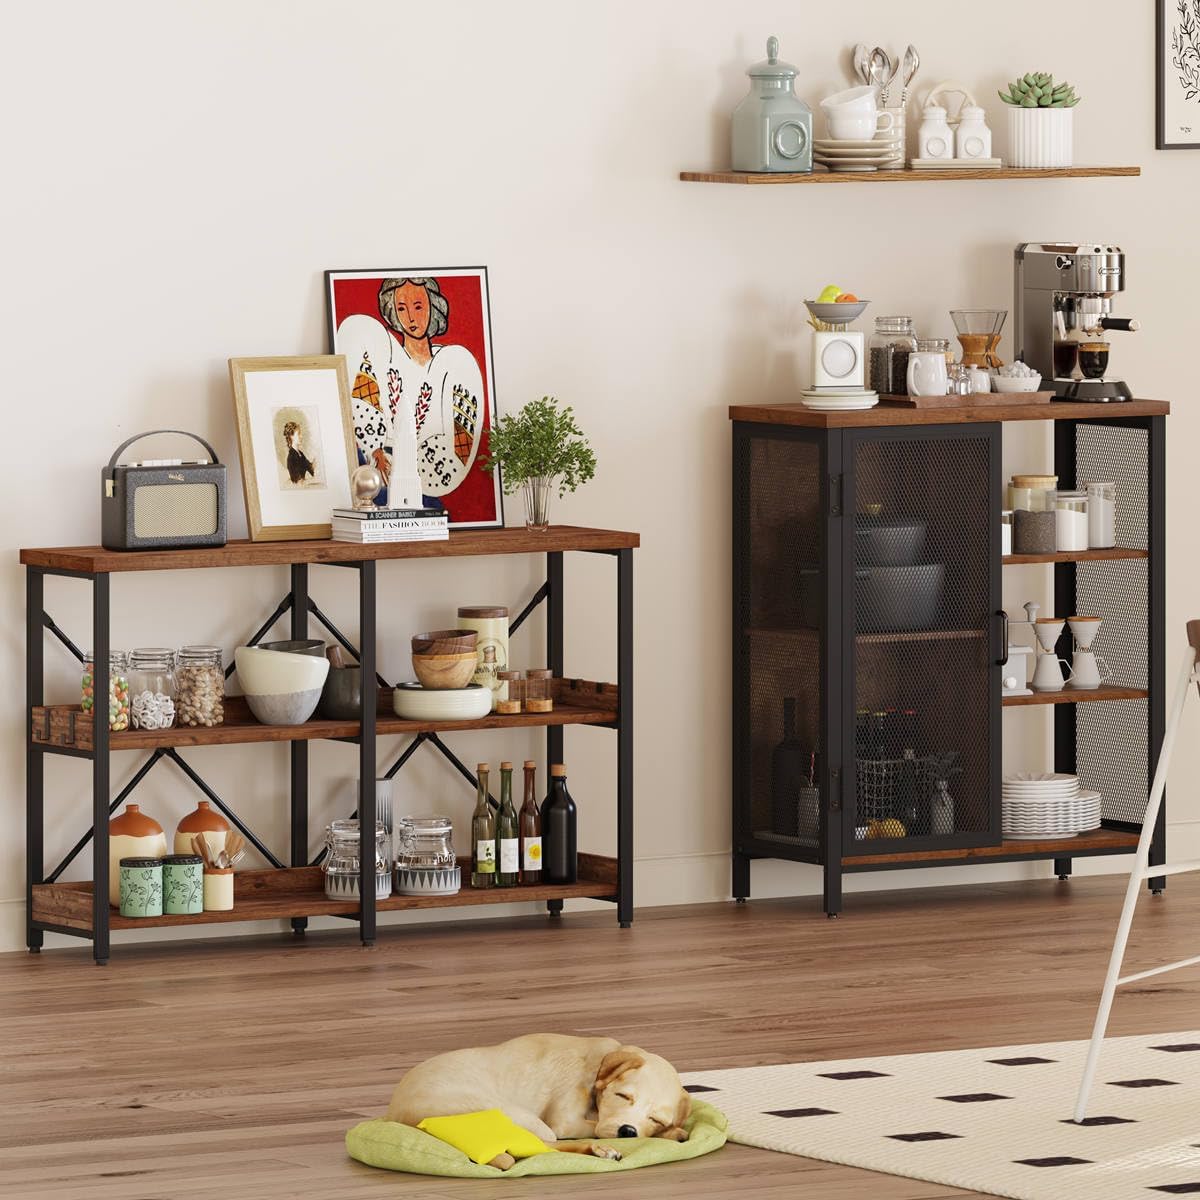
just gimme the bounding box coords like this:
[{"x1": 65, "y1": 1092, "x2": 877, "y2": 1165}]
[{"x1": 1158, "y1": 0, "x2": 1200, "y2": 149}]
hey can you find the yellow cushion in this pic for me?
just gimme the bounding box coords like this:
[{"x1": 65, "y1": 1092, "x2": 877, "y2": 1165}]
[{"x1": 416, "y1": 1110, "x2": 554, "y2": 1165}]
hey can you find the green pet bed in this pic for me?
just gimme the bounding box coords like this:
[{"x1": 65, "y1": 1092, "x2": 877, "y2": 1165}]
[{"x1": 346, "y1": 1100, "x2": 727, "y2": 1178}]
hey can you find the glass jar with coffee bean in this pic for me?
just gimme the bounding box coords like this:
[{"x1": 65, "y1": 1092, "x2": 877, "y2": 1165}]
[{"x1": 868, "y1": 316, "x2": 918, "y2": 394}]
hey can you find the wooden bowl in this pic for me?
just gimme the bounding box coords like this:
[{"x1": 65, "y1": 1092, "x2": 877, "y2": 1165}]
[
  {"x1": 411, "y1": 629, "x2": 478, "y2": 656},
  {"x1": 411, "y1": 651, "x2": 478, "y2": 690}
]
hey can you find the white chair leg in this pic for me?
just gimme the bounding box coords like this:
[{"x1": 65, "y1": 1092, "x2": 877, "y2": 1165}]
[{"x1": 1073, "y1": 647, "x2": 1196, "y2": 1122}]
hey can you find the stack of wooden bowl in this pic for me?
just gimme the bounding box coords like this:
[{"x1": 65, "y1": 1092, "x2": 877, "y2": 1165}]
[{"x1": 395, "y1": 630, "x2": 491, "y2": 720}]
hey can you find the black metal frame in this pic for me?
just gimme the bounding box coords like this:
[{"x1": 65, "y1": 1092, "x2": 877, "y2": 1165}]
[
  {"x1": 732, "y1": 412, "x2": 1166, "y2": 916},
  {"x1": 26, "y1": 545, "x2": 635, "y2": 963}
]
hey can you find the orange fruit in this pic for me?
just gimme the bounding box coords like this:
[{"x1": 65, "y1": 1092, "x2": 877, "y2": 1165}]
[{"x1": 835, "y1": 292, "x2": 858, "y2": 303}]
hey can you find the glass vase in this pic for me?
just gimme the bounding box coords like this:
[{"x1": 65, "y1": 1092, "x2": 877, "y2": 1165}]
[{"x1": 522, "y1": 476, "x2": 554, "y2": 531}]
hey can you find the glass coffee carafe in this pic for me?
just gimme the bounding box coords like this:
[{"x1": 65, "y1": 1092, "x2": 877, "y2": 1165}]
[{"x1": 950, "y1": 309, "x2": 1006, "y2": 368}]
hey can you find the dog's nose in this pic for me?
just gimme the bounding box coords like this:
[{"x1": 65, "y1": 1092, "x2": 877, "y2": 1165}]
[{"x1": 617, "y1": 1125, "x2": 638, "y2": 1139}]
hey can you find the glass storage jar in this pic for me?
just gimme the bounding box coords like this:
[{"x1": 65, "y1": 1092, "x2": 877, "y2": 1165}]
[
  {"x1": 496, "y1": 669, "x2": 523, "y2": 714},
  {"x1": 1054, "y1": 490, "x2": 1089, "y2": 552},
  {"x1": 176, "y1": 645, "x2": 224, "y2": 727},
  {"x1": 524, "y1": 668, "x2": 554, "y2": 713},
  {"x1": 394, "y1": 815, "x2": 460, "y2": 895},
  {"x1": 1086, "y1": 481, "x2": 1116, "y2": 547},
  {"x1": 128, "y1": 648, "x2": 176, "y2": 730},
  {"x1": 323, "y1": 818, "x2": 391, "y2": 900},
  {"x1": 82, "y1": 651, "x2": 130, "y2": 731},
  {"x1": 1008, "y1": 474, "x2": 1058, "y2": 512},
  {"x1": 868, "y1": 317, "x2": 918, "y2": 394}
]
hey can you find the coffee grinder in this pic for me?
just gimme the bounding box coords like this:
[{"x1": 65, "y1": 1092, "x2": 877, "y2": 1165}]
[{"x1": 1014, "y1": 242, "x2": 1140, "y2": 401}]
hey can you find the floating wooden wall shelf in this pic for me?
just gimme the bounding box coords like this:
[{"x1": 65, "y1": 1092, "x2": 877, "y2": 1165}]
[{"x1": 680, "y1": 165, "x2": 1141, "y2": 186}]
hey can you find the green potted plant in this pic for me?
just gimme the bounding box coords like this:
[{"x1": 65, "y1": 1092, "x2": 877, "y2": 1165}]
[
  {"x1": 998, "y1": 72, "x2": 1080, "y2": 168},
  {"x1": 482, "y1": 396, "x2": 597, "y2": 531}
]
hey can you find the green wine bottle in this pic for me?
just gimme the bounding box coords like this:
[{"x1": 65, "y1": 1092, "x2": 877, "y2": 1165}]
[
  {"x1": 495, "y1": 761, "x2": 519, "y2": 888},
  {"x1": 471, "y1": 763, "x2": 496, "y2": 888}
]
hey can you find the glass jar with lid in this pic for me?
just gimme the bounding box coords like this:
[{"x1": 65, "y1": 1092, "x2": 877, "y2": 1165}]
[
  {"x1": 1054, "y1": 490, "x2": 1089, "y2": 552},
  {"x1": 1008, "y1": 474, "x2": 1058, "y2": 512},
  {"x1": 1086, "y1": 481, "x2": 1116, "y2": 547},
  {"x1": 323, "y1": 818, "x2": 391, "y2": 900},
  {"x1": 524, "y1": 668, "x2": 554, "y2": 713},
  {"x1": 918, "y1": 336, "x2": 954, "y2": 365},
  {"x1": 496, "y1": 669, "x2": 523, "y2": 715},
  {"x1": 82, "y1": 651, "x2": 130, "y2": 731},
  {"x1": 176, "y1": 645, "x2": 224, "y2": 727},
  {"x1": 394, "y1": 816, "x2": 460, "y2": 895},
  {"x1": 128, "y1": 648, "x2": 176, "y2": 730},
  {"x1": 868, "y1": 317, "x2": 918, "y2": 394}
]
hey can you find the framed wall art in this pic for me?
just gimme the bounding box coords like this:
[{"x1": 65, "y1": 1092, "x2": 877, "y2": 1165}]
[
  {"x1": 229, "y1": 355, "x2": 357, "y2": 541},
  {"x1": 325, "y1": 266, "x2": 503, "y2": 528},
  {"x1": 1158, "y1": 0, "x2": 1200, "y2": 148}
]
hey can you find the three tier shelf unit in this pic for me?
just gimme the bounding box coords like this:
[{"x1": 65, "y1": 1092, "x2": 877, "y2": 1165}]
[
  {"x1": 730, "y1": 400, "x2": 1167, "y2": 916},
  {"x1": 23, "y1": 526, "x2": 637, "y2": 964}
]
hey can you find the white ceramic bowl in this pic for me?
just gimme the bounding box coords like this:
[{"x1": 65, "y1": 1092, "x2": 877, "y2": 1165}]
[
  {"x1": 235, "y1": 646, "x2": 329, "y2": 695},
  {"x1": 991, "y1": 372, "x2": 1043, "y2": 393},
  {"x1": 393, "y1": 683, "x2": 492, "y2": 721}
]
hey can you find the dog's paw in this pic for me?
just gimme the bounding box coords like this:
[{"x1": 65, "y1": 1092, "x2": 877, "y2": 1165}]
[
  {"x1": 488, "y1": 1152, "x2": 516, "y2": 1170},
  {"x1": 589, "y1": 1144, "x2": 622, "y2": 1161}
]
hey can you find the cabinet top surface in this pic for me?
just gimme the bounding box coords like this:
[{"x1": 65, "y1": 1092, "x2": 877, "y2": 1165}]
[
  {"x1": 729, "y1": 399, "x2": 1171, "y2": 428},
  {"x1": 20, "y1": 525, "x2": 640, "y2": 574}
]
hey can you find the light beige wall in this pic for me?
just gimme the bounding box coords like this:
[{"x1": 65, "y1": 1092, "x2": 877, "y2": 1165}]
[{"x1": 3, "y1": 0, "x2": 1197, "y2": 951}]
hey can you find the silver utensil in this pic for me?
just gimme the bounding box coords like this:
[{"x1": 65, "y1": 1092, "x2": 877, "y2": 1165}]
[
  {"x1": 852, "y1": 43, "x2": 873, "y2": 86},
  {"x1": 869, "y1": 46, "x2": 892, "y2": 101},
  {"x1": 899, "y1": 43, "x2": 920, "y2": 105}
]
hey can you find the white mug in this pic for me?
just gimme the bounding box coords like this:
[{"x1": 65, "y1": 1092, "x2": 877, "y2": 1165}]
[
  {"x1": 820, "y1": 84, "x2": 881, "y2": 113},
  {"x1": 1069, "y1": 650, "x2": 1111, "y2": 690},
  {"x1": 906, "y1": 350, "x2": 949, "y2": 397},
  {"x1": 828, "y1": 109, "x2": 897, "y2": 141},
  {"x1": 1033, "y1": 652, "x2": 1074, "y2": 692}
]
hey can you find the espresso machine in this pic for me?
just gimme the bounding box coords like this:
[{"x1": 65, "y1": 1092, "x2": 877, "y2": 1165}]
[{"x1": 1014, "y1": 242, "x2": 1140, "y2": 401}]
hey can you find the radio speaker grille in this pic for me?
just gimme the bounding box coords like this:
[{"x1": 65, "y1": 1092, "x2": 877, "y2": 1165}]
[{"x1": 133, "y1": 483, "x2": 219, "y2": 538}]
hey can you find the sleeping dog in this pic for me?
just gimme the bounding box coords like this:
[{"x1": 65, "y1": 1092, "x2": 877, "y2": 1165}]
[{"x1": 386, "y1": 1033, "x2": 691, "y2": 1168}]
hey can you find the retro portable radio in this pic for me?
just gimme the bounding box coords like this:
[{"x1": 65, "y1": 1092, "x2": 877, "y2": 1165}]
[{"x1": 101, "y1": 430, "x2": 227, "y2": 551}]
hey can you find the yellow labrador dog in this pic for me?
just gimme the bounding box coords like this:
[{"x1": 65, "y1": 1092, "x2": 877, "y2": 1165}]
[{"x1": 386, "y1": 1033, "x2": 690, "y2": 1168}]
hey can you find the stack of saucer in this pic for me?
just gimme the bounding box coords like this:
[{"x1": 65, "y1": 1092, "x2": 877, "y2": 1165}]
[
  {"x1": 813, "y1": 136, "x2": 903, "y2": 173},
  {"x1": 1001, "y1": 772, "x2": 1102, "y2": 840},
  {"x1": 800, "y1": 387, "x2": 879, "y2": 411}
]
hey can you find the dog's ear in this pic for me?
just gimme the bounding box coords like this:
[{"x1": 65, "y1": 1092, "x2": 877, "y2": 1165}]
[{"x1": 594, "y1": 1047, "x2": 646, "y2": 1093}]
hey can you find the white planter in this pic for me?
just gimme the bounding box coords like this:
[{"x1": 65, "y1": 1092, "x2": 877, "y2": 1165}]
[{"x1": 1006, "y1": 106, "x2": 1073, "y2": 168}]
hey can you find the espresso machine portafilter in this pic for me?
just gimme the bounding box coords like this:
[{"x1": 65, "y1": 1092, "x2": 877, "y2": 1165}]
[{"x1": 1015, "y1": 242, "x2": 1141, "y2": 401}]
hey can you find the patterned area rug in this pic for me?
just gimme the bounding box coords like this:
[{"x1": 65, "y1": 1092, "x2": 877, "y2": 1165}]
[{"x1": 683, "y1": 1031, "x2": 1200, "y2": 1199}]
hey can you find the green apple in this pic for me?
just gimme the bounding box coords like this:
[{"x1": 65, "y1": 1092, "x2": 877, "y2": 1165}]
[{"x1": 816, "y1": 284, "x2": 843, "y2": 303}]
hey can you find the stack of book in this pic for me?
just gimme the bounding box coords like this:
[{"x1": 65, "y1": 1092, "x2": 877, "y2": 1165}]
[{"x1": 331, "y1": 506, "x2": 449, "y2": 543}]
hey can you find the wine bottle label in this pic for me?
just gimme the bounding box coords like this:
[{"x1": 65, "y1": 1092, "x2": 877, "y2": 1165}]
[
  {"x1": 475, "y1": 840, "x2": 495, "y2": 871},
  {"x1": 522, "y1": 837, "x2": 542, "y2": 871},
  {"x1": 499, "y1": 838, "x2": 519, "y2": 873}
]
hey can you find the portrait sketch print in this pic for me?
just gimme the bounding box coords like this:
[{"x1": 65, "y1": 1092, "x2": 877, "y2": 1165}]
[
  {"x1": 1159, "y1": 0, "x2": 1200, "y2": 148},
  {"x1": 273, "y1": 405, "x2": 327, "y2": 490},
  {"x1": 325, "y1": 266, "x2": 503, "y2": 528}
]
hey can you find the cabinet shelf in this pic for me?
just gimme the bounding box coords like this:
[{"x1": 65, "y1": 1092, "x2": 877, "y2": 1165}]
[
  {"x1": 746, "y1": 627, "x2": 984, "y2": 644},
  {"x1": 1003, "y1": 685, "x2": 1148, "y2": 706},
  {"x1": 1004, "y1": 547, "x2": 1148, "y2": 565},
  {"x1": 842, "y1": 827, "x2": 1140, "y2": 868},
  {"x1": 681, "y1": 165, "x2": 1141, "y2": 186}
]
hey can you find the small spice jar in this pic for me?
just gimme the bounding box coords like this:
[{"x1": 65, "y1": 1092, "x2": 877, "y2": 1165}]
[
  {"x1": 128, "y1": 648, "x2": 176, "y2": 731},
  {"x1": 203, "y1": 867, "x2": 234, "y2": 912},
  {"x1": 176, "y1": 645, "x2": 224, "y2": 727},
  {"x1": 1086, "y1": 481, "x2": 1116, "y2": 547},
  {"x1": 917, "y1": 103, "x2": 954, "y2": 159},
  {"x1": 162, "y1": 854, "x2": 204, "y2": 914},
  {"x1": 1054, "y1": 490, "x2": 1089, "y2": 552},
  {"x1": 525, "y1": 668, "x2": 554, "y2": 713},
  {"x1": 496, "y1": 670, "x2": 523, "y2": 714},
  {"x1": 1008, "y1": 474, "x2": 1058, "y2": 512},
  {"x1": 955, "y1": 105, "x2": 992, "y2": 159},
  {"x1": 119, "y1": 857, "x2": 163, "y2": 918},
  {"x1": 1001, "y1": 510, "x2": 1014, "y2": 556},
  {"x1": 82, "y1": 651, "x2": 130, "y2": 731}
]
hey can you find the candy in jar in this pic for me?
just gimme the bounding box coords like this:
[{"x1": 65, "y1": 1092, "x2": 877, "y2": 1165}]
[
  {"x1": 129, "y1": 648, "x2": 176, "y2": 731},
  {"x1": 82, "y1": 651, "x2": 130, "y2": 732}
]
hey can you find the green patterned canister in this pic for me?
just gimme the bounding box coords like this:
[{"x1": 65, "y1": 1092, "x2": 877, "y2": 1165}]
[
  {"x1": 119, "y1": 857, "x2": 163, "y2": 918},
  {"x1": 161, "y1": 854, "x2": 204, "y2": 915}
]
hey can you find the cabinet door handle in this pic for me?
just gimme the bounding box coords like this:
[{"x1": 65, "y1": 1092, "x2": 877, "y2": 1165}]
[{"x1": 995, "y1": 610, "x2": 1009, "y2": 666}]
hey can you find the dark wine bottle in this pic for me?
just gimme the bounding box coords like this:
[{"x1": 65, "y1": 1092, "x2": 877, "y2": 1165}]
[
  {"x1": 495, "y1": 761, "x2": 519, "y2": 887},
  {"x1": 519, "y1": 760, "x2": 542, "y2": 884},
  {"x1": 540, "y1": 763, "x2": 577, "y2": 884},
  {"x1": 771, "y1": 697, "x2": 813, "y2": 837}
]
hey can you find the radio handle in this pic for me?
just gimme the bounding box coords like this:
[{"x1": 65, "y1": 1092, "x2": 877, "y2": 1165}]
[{"x1": 107, "y1": 430, "x2": 221, "y2": 470}]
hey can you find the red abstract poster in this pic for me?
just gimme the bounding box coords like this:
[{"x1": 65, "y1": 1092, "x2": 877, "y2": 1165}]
[{"x1": 325, "y1": 267, "x2": 502, "y2": 527}]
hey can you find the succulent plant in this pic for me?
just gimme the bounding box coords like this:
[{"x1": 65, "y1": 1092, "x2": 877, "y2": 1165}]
[{"x1": 998, "y1": 72, "x2": 1080, "y2": 108}]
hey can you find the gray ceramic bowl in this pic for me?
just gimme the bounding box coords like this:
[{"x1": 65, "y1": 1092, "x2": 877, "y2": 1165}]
[
  {"x1": 855, "y1": 517, "x2": 927, "y2": 567},
  {"x1": 245, "y1": 687, "x2": 324, "y2": 725},
  {"x1": 319, "y1": 667, "x2": 362, "y2": 719},
  {"x1": 259, "y1": 639, "x2": 325, "y2": 657},
  {"x1": 855, "y1": 563, "x2": 945, "y2": 631}
]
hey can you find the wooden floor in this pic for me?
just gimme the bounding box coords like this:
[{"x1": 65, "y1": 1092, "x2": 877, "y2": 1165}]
[{"x1": 4, "y1": 875, "x2": 1200, "y2": 1199}]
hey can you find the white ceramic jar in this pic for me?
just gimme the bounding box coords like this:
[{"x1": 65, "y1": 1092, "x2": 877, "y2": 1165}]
[
  {"x1": 917, "y1": 104, "x2": 954, "y2": 159},
  {"x1": 457, "y1": 606, "x2": 509, "y2": 711},
  {"x1": 955, "y1": 105, "x2": 992, "y2": 159}
]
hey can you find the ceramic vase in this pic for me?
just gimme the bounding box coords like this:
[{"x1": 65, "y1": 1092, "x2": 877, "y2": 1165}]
[
  {"x1": 1006, "y1": 106, "x2": 1073, "y2": 168},
  {"x1": 174, "y1": 799, "x2": 230, "y2": 859},
  {"x1": 108, "y1": 804, "x2": 166, "y2": 906}
]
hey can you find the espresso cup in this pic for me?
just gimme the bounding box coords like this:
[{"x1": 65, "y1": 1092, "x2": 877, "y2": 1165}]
[{"x1": 828, "y1": 109, "x2": 897, "y2": 141}]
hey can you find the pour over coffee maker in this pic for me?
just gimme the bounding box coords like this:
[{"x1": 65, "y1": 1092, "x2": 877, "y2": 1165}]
[
  {"x1": 1066, "y1": 615, "x2": 1111, "y2": 690},
  {"x1": 1032, "y1": 616, "x2": 1074, "y2": 691},
  {"x1": 950, "y1": 309, "x2": 1007, "y2": 367}
]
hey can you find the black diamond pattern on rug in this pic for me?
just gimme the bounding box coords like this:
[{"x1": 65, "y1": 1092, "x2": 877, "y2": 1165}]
[
  {"x1": 1150, "y1": 1185, "x2": 1200, "y2": 1194},
  {"x1": 988, "y1": 1056, "x2": 1056, "y2": 1066},
  {"x1": 1152, "y1": 1044, "x2": 1200, "y2": 1053},
  {"x1": 887, "y1": 1131, "x2": 962, "y2": 1142},
  {"x1": 817, "y1": 1070, "x2": 890, "y2": 1080},
  {"x1": 683, "y1": 1084, "x2": 718, "y2": 1094},
  {"x1": 938, "y1": 1093, "x2": 1011, "y2": 1103},
  {"x1": 1108, "y1": 1078, "x2": 1180, "y2": 1088},
  {"x1": 1015, "y1": 1156, "x2": 1094, "y2": 1168},
  {"x1": 765, "y1": 1107, "x2": 837, "y2": 1118},
  {"x1": 1060, "y1": 1115, "x2": 1137, "y2": 1126}
]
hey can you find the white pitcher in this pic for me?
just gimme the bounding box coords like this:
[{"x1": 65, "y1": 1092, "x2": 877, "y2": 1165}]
[{"x1": 906, "y1": 351, "x2": 949, "y2": 397}]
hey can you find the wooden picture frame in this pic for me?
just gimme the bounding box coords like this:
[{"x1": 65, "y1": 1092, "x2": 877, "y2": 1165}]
[
  {"x1": 229, "y1": 355, "x2": 357, "y2": 541},
  {"x1": 1158, "y1": 0, "x2": 1200, "y2": 149}
]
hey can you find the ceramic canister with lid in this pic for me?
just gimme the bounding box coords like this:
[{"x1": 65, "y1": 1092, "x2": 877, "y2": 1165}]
[
  {"x1": 457, "y1": 606, "x2": 509, "y2": 711},
  {"x1": 174, "y1": 799, "x2": 230, "y2": 858},
  {"x1": 731, "y1": 36, "x2": 812, "y2": 173},
  {"x1": 108, "y1": 804, "x2": 167, "y2": 906},
  {"x1": 119, "y1": 857, "x2": 163, "y2": 918},
  {"x1": 917, "y1": 104, "x2": 954, "y2": 159},
  {"x1": 162, "y1": 854, "x2": 204, "y2": 914}
]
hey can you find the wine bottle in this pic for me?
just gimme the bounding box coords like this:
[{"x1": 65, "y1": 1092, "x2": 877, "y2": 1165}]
[
  {"x1": 541, "y1": 763, "x2": 577, "y2": 884},
  {"x1": 470, "y1": 763, "x2": 496, "y2": 888},
  {"x1": 495, "y1": 761, "x2": 519, "y2": 887},
  {"x1": 519, "y1": 760, "x2": 542, "y2": 884}
]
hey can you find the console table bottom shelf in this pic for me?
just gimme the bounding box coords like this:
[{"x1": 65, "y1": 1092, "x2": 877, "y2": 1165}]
[{"x1": 32, "y1": 857, "x2": 619, "y2": 932}]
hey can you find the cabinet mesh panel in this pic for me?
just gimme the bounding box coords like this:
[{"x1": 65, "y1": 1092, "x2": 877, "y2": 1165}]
[
  {"x1": 741, "y1": 434, "x2": 822, "y2": 855},
  {"x1": 1073, "y1": 424, "x2": 1150, "y2": 826},
  {"x1": 851, "y1": 433, "x2": 992, "y2": 843}
]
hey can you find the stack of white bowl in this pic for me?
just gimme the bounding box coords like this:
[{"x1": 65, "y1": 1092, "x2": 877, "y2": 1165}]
[{"x1": 1002, "y1": 772, "x2": 1102, "y2": 840}]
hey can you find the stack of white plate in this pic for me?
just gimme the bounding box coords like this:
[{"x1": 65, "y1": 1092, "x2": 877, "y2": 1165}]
[
  {"x1": 813, "y1": 137, "x2": 903, "y2": 173},
  {"x1": 800, "y1": 388, "x2": 879, "y2": 411},
  {"x1": 1001, "y1": 773, "x2": 1102, "y2": 840}
]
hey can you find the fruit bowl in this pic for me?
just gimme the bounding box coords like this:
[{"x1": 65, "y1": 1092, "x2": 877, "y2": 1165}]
[{"x1": 805, "y1": 299, "x2": 870, "y2": 326}]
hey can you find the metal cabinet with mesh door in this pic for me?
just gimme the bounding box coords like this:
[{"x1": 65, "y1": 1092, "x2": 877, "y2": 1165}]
[{"x1": 731, "y1": 401, "x2": 1168, "y2": 917}]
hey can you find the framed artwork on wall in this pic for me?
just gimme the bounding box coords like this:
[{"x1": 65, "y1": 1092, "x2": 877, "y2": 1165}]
[
  {"x1": 1158, "y1": 0, "x2": 1200, "y2": 148},
  {"x1": 325, "y1": 266, "x2": 503, "y2": 528},
  {"x1": 229, "y1": 355, "x2": 357, "y2": 541}
]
